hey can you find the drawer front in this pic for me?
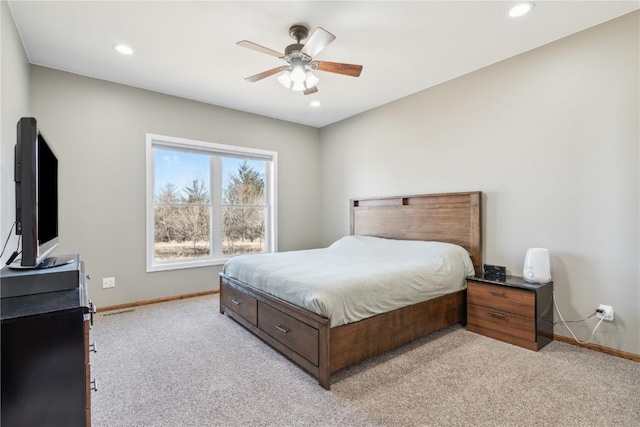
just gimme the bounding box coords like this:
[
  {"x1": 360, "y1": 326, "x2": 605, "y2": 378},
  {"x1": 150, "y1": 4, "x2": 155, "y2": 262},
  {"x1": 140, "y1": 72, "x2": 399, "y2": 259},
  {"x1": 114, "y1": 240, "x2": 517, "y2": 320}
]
[
  {"x1": 258, "y1": 302, "x2": 319, "y2": 366},
  {"x1": 467, "y1": 303, "x2": 536, "y2": 342},
  {"x1": 84, "y1": 319, "x2": 92, "y2": 426},
  {"x1": 467, "y1": 281, "x2": 535, "y2": 318},
  {"x1": 85, "y1": 362, "x2": 92, "y2": 427},
  {"x1": 221, "y1": 284, "x2": 258, "y2": 325}
]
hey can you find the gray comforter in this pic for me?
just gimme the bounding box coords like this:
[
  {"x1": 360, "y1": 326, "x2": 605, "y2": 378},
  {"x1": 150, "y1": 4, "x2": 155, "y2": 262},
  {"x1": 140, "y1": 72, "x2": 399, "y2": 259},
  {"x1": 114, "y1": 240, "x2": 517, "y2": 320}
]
[{"x1": 222, "y1": 235, "x2": 475, "y2": 327}]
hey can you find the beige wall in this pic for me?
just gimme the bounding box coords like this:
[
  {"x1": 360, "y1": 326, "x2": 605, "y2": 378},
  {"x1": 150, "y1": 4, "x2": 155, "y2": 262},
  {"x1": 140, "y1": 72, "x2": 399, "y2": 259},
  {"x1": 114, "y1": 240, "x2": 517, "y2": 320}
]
[
  {"x1": 30, "y1": 67, "x2": 321, "y2": 307},
  {"x1": 320, "y1": 12, "x2": 640, "y2": 354},
  {"x1": 1, "y1": 0, "x2": 31, "y2": 265}
]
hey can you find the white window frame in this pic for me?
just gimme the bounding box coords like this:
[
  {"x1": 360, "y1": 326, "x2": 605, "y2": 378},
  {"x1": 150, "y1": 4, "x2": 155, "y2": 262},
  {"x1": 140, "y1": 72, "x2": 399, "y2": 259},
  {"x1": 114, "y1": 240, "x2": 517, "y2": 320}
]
[{"x1": 146, "y1": 133, "x2": 277, "y2": 272}]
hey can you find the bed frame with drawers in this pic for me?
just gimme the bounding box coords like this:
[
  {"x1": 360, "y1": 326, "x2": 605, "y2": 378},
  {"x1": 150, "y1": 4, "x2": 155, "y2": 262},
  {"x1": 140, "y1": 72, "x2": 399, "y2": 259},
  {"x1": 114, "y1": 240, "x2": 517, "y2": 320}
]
[{"x1": 219, "y1": 191, "x2": 482, "y2": 389}]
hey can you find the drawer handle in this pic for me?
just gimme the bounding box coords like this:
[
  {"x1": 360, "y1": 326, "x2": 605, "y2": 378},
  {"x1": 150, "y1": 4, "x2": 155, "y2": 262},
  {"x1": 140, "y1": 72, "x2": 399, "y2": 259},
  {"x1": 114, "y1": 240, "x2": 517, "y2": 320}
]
[
  {"x1": 275, "y1": 325, "x2": 289, "y2": 334},
  {"x1": 89, "y1": 342, "x2": 98, "y2": 353},
  {"x1": 89, "y1": 302, "x2": 96, "y2": 325},
  {"x1": 489, "y1": 311, "x2": 507, "y2": 320},
  {"x1": 231, "y1": 298, "x2": 242, "y2": 305},
  {"x1": 90, "y1": 378, "x2": 98, "y2": 392},
  {"x1": 489, "y1": 290, "x2": 506, "y2": 296}
]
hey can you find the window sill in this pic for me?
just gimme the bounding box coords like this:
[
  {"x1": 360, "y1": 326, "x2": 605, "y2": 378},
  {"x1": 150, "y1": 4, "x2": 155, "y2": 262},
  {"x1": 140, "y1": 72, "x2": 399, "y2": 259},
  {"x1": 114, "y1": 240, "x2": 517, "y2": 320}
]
[{"x1": 147, "y1": 257, "x2": 228, "y2": 273}]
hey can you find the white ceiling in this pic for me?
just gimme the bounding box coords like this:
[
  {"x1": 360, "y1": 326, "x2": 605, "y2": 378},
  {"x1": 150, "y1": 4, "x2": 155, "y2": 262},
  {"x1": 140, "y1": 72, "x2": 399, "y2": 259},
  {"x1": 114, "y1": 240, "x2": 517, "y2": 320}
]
[{"x1": 8, "y1": 1, "x2": 639, "y2": 128}]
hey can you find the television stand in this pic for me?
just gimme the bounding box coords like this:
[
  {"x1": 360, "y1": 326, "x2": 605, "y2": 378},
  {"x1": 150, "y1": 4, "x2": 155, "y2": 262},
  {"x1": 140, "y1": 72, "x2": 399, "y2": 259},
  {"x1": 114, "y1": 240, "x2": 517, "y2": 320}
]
[{"x1": 1, "y1": 254, "x2": 94, "y2": 427}]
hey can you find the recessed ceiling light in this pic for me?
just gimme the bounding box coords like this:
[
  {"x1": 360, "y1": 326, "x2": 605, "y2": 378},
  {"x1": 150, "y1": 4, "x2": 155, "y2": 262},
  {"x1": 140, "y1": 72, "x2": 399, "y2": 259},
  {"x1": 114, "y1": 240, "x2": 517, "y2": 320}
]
[
  {"x1": 310, "y1": 100, "x2": 321, "y2": 108},
  {"x1": 508, "y1": 2, "x2": 535, "y2": 18},
  {"x1": 114, "y1": 44, "x2": 133, "y2": 55}
]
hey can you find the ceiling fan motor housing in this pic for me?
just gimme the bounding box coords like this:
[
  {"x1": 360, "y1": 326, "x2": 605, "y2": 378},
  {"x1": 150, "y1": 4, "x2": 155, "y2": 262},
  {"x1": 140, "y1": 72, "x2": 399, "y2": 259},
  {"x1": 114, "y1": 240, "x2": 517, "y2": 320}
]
[
  {"x1": 284, "y1": 43, "x2": 305, "y2": 56},
  {"x1": 285, "y1": 25, "x2": 309, "y2": 57},
  {"x1": 289, "y1": 24, "x2": 309, "y2": 42}
]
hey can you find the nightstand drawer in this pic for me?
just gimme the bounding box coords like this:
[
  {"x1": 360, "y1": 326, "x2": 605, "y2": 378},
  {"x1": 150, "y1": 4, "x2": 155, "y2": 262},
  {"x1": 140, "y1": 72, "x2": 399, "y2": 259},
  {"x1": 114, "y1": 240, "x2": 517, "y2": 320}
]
[
  {"x1": 221, "y1": 283, "x2": 258, "y2": 325},
  {"x1": 467, "y1": 281, "x2": 535, "y2": 318},
  {"x1": 467, "y1": 304, "x2": 536, "y2": 342}
]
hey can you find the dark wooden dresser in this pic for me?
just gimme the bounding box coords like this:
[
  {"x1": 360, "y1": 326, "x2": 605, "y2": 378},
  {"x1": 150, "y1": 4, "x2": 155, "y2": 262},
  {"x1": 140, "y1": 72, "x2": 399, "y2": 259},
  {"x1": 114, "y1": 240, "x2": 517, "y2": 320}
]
[
  {"x1": 1, "y1": 255, "x2": 95, "y2": 427},
  {"x1": 467, "y1": 274, "x2": 553, "y2": 351}
]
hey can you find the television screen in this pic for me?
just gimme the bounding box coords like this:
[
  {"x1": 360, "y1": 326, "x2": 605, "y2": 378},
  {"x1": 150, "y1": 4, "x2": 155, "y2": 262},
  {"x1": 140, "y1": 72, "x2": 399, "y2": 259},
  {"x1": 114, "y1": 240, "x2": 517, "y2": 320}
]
[
  {"x1": 13, "y1": 117, "x2": 59, "y2": 268},
  {"x1": 36, "y1": 133, "x2": 58, "y2": 246}
]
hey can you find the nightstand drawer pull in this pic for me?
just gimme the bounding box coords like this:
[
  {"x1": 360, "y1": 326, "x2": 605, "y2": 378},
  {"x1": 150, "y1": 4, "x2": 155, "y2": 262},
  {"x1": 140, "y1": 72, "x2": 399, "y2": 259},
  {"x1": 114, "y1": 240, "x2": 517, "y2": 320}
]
[
  {"x1": 275, "y1": 325, "x2": 289, "y2": 334},
  {"x1": 489, "y1": 290, "x2": 506, "y2": 296},
  {"x1": 90, "y1": 378, "x2": 98, "y2": 392},
  {"x1": 89, "y1": 342, "x2": 98, "y2": 353},
  {"x1": 489, "y1": 311, "x2": 507, "y2": 319},
  {"x1": 231, "y1": 298, "x2": 242, "y2": 305}
]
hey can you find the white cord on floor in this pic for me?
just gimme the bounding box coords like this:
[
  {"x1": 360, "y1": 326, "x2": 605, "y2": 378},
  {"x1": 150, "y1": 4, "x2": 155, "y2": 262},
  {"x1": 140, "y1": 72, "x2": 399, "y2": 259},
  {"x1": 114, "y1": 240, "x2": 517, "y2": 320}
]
[{"x1": 553, "y1": 293, "x2": 605, "y2": 344}]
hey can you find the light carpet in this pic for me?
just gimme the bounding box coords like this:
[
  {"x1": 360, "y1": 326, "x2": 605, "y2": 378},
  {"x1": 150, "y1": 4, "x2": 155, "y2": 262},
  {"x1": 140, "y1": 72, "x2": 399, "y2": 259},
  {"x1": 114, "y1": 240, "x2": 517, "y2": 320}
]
[{"x1": 91, "y1": 294, "x2": 640, "y2": 426}]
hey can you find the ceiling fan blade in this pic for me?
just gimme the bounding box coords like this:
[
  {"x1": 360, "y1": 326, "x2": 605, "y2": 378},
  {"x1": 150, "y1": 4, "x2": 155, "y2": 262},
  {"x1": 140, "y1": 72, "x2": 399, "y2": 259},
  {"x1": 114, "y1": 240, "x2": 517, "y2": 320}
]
[
  {"x1": 300, "y1": 27, "x2": 336, "y2": 57},
  {"x1": 316, "y1": 61, "x2": 363, "y2": 77},
  {"x1": 303, "y1": 86, "x2": 318, "y2": 96},
  {"x1": 237, "y1": 40, "x2": 284, "y2": 58},
  {"x1": 245, "y1": 66, "x2": 289, "y2": 83}
]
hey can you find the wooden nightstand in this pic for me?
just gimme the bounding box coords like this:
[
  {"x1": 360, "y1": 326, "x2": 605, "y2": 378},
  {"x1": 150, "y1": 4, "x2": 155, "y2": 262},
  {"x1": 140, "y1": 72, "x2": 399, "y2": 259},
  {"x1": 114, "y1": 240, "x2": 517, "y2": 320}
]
[{"x1": 466, "y1": 274, "x2": 553, "y2": 351}]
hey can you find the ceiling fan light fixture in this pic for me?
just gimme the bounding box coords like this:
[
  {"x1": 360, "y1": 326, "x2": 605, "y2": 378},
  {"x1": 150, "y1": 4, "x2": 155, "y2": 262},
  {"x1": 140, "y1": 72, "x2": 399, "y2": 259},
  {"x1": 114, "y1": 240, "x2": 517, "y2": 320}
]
[
  {"x1": 277, "y1": 71, "x2": 293, "y2": 88},
  {"x1": 278, "y1": 67, "x2": 319, "y2": 91},
  {"x1": 277, "y1": 70, "x2": 306, "y2": 91},
  {"x1": 291, "y1": 81, "x2": 306, "y2": 91},
  {"x1": 290, "y1": 65, "x2": 307, "y2": 83},
  {"x1": 304, "y1": 71, "x2": 319, "y2": 88}
]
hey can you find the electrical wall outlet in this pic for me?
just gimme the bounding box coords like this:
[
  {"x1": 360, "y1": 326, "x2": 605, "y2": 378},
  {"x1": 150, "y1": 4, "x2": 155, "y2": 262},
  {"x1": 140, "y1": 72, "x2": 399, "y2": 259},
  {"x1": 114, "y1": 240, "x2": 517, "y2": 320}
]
[
  {"x1": 103, "y1": 277, "x2": 116, "y2": 289},
  {"x1": 596, "y1": 304, "x2": 614, "y2": 321}
]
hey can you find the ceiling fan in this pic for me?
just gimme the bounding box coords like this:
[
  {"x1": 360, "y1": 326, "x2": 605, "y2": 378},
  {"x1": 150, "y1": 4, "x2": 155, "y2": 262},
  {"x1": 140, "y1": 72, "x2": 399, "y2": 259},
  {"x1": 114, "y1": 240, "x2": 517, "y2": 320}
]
[{"x1": 237, "y1": 25, "x2": 363, "y2": 95}]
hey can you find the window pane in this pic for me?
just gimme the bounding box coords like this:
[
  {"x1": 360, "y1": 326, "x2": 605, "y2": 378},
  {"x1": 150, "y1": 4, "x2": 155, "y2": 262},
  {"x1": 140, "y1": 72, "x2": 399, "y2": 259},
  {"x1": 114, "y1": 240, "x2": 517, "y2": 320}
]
[
  {"x1": 154, "y1": 205, "x2": 211, "y2": 261},
  {"x1": 222, "y1": 158, "x2": 266, "y2": 206},
  {"x1": 154, "y1": 149, "x2": 210, "y2": 204},
  {"x1": 221, "y1": 158, "x2": 266, "y2": 256},
  {"x1": 222, "y1": 206, "x2": 265, "y2": 256}
]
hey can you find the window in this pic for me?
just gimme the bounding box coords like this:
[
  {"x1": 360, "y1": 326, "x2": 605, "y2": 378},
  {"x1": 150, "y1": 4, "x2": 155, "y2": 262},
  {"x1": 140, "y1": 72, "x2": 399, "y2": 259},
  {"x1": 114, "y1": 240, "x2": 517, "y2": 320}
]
[{"x1": 146, "y1": 134, "x2": 277, "y2": 272}]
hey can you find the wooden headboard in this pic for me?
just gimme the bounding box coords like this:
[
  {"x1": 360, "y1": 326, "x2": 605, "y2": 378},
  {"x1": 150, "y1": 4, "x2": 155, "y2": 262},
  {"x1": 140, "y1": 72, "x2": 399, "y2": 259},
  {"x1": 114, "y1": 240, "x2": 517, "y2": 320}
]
[{"x1": 350, "y1": 191, "x2": 482, "y2": 275}]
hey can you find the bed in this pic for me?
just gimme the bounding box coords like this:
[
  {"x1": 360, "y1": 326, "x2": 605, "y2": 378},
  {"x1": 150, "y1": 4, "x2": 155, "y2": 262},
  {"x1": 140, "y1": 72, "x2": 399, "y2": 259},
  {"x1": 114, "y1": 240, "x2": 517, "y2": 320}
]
[{"x1": 219, "y1": 191, "x2": 482, "y2": 389}]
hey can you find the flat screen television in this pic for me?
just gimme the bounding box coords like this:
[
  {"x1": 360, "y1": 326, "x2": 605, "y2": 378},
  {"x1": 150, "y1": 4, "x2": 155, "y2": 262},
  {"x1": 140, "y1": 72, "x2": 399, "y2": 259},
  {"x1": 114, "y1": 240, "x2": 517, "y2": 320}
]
[{"x1": 11, "y1": 117, "x2": 63, "y2": 268}]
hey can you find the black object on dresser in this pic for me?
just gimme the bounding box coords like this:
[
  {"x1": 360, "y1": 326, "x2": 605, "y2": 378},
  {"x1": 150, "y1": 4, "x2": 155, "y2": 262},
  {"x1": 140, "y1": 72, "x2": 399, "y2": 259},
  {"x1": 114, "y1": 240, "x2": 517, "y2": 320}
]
[
  {"x1": 1, "y1": 254, "x2": 95, "y2": 427},
  {"x1": 467, "y1": 274, "x2": 553, "y2": 351}
]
